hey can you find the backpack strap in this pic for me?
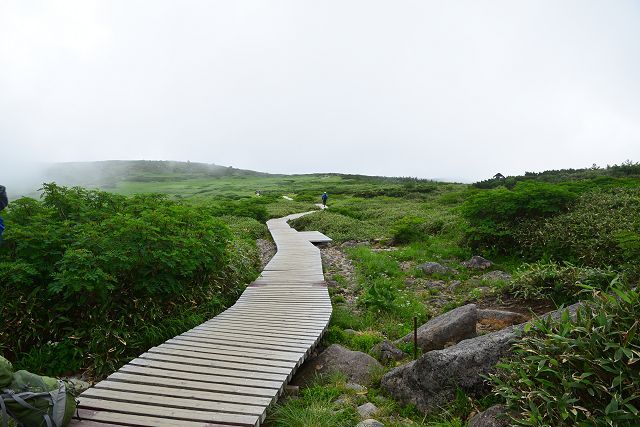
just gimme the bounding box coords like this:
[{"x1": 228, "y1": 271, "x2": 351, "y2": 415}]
[
  {"x1": 1, "y1": 394, "x2": 9, "y2": 427},
  {"x1": 2, "y1": 389, "x2": 55, "y2": 427}
]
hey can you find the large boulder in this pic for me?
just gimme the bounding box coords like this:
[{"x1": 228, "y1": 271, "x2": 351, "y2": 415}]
[
  {"x1": 382, "y1": 327, "x2": 515, "y2": 414},
  {"x1": 418, "y1": 262, "x2": 456, "y2": 275},
  {"x1": 468, "y1": 405, "x2": 512, "y2": 427},
  {"x1": 396, "y1": 304, "x2": 477, "y2": 352},
  {"x1": 461, "y1": 256, "x2": 493, "y2": 270},
  {"x1": 291, "y1": 344, "x2": 383, "y2": 386}
]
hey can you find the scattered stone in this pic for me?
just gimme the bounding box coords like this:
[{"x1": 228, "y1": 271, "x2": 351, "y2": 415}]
[
  {"x1": 418, "y1": 262, "x2": 457, "y2": 275},
  {"x1": 356, "y1": 419, "x2": 386, "y2": 427},
  {"x1": 291, "y1": 344, "x2": 383, "y2": 387},
  {"x1": 345, "y1": 382, "x2": 367, "y2": 393},
  {"x1": 357, "y1": 402, "x2": 379, "y2": 418},
  {"x1": 371, "y1": 340, "x2": 406, "y2": 364},
  {"x1": 478, "y1": 309, "x2": 529, "y2": 326},
  {"x1": 448, "y1": 280, "x2": 462, "y2": 291},
  {"x1": 480, "y1": 270, "x2": 512, "y2": 281},
  {"x1": 461, "y1": 256, "x2": 493, "y2": 270},
  {"x1": 424, "y1": 280, "x2": 446, "y2": 289},
  {"x1": 396, "y1": 304, "x2": 477, "y2": 352},
  {"x1": 333, "y1": 396, "x2": 351, "y2": 406},
  {"x1": 468, "y1": 404, "x2": 512, "y2": 427},
  {"x1": 382, "y1": 327, "x2": 515, "y2": 414},
  {"x1": 341, "y1": 240, "x2": 367, "y2": 248},
  {"x1": 343, "y1": 329, "x2": 357, "y2": 335}
]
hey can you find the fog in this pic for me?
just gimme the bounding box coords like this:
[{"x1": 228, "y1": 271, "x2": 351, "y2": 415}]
[{"x1": 1, "y1": 0, "x2": 639, "y2": 188}]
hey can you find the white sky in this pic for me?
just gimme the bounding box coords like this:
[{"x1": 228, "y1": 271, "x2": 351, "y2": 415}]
[{"x1": 1, "y1": 0, "x2": 639, "y2": 182}]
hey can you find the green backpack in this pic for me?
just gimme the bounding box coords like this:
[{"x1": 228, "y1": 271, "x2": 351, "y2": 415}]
[{"x1": 0, "y1": 356, "x2": 76, "y2": 427}]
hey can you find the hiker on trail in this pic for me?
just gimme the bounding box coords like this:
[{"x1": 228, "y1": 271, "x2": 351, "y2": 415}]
[
  {"x1": 321, "y1": 192, "x2": 328, "y2": 207},
  {"x1": 0, "y1": 185, "x2": 7, "y2": 242}
]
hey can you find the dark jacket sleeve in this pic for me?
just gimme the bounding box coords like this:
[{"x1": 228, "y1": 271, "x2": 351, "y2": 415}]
[{"x1": 0, "y1": 186, "x2": 7, "y2": 211}]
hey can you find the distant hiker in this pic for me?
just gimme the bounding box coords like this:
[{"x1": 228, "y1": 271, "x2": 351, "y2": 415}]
[
  {"x1": 0, "y1": 185, "x2": 7, "y2": 242},
  {"x1": 321, "y1": 192, "x2": 328, "y2": 207}
]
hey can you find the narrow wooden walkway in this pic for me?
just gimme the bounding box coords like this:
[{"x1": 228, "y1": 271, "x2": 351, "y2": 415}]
[{"x1": 71, "y1": 211, "x2": 331, "y2": 427}]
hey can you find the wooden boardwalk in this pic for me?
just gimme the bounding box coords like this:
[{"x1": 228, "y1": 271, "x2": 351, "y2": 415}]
[{"x1": 71, "y1": 211, "x2": 331, "y2": 427}]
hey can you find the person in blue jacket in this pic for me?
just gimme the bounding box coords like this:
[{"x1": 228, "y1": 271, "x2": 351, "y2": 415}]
[
  {"x1": 321, "y1": 191, "x2": 328, "y2": 207},
  {"x1": 0, "y1": 185, "x2": 7, "y2": 242}
]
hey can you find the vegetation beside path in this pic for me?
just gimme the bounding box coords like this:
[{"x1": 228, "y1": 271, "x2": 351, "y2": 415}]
[{"x1": 1, "y1": 160, "x2": 639, "y2": 426}]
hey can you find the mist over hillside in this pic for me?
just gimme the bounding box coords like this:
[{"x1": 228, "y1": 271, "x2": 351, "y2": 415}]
[{"x1": 4, "y1": 160, "x2": 274, "y2": 198}]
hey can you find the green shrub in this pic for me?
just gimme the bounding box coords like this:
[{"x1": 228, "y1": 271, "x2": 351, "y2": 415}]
[
  {"x1": 508, "y1": 261, "x2": 617, "y2": 304},
  {"x1": 461, "y1": 181, "x2": 577, "y2": 253},
  {"x1": 490, "y1": 284, "x2": 640, "y2": 426},
  {"x1": 0, "y1": 183, "x2": 260, "y2": 378},
  {"x1": 515, "y1": 188, "x2": 640, "y2": 272}
]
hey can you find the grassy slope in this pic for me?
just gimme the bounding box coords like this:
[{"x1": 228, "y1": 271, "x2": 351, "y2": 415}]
[{"x1": 34, "y1": 161, "x2": 636, "y2": 426}]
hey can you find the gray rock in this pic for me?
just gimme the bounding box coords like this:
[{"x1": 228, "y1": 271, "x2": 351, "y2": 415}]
[
  {"x1": 448, "y1": 280, "x2": 462, "y2": 290},
  {"x1": 64, "y1": 378, "x2": 92, "y2": 395},
  {"x1": 333, "y1": 395, "x2": 351, "y2": 406},
  {"x1": 396, "y1": 304, "x2": 477, "y2": 352},
  {"x1": 419, "y1": 262, "x2": 456, "y2": 275},
  {"x1": 357, "y1": 402, "x2": 379, "y2": 418},
  {"x1": 382, "y1": 327, "x2": 515, "y2": 414},
  {"x1": 480, "y1": 270, "x2": 512, "y2": 281},
  {"x1": 462, "y1": 256, "x2": 493, "y2": 270},
  {"x1": 345, "y1": 382, "x2": 367, "y2": 392},
  {"x1": 371, "y1": 340, "x2": 406, "y2": 363},
  {"x1": 469, "y1": 405, "x2": 512, "y2": 427},
  {"x1": 478, "y1": 309, "x2": 529, "y2": 326},
  {"x1": 344, "y1": 329, "x2": 357, "y2": 335},
  {"x1": 356, "y1": 420, "x2": 385, "y2": 427},
  {"x1": 356, "y1": 419, "x2": 386, "y2": 427},
  {"x1": 291, "y1": 344, "x2": 383, "y2": 387}
]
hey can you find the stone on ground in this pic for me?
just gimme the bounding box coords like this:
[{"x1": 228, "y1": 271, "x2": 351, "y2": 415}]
[
  {"x1": 382, "y1": 327, "x2": 515, "y2": 414},
  {"x1": 461, "y1": 256, "x2": 493, "y2": 270},
  {"x1": 291, "y1": 344, "x2": 383, "y2": 386},
  {"x1": 396, "y1": 304, "x2": 477, "y2": 352},
  {"x1": 468, "y1": 405, "x2": 512, "y2": 427},
  {"x1": 357, "y1": 402, "x2": 379, "y2": 418},
  {"x1": 418, "y1": 262, "x2": 457, "y2": 275},
  {"x1": 479, "y1": 270, "x2": 512, "y2": 281},
  {"x1": 356, "y1": 419, "x2": 386, "y2": 427}
]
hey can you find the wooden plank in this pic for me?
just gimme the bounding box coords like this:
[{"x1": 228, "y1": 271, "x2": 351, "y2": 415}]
[
  {"x1": 128, "y1": 358, "x2": 288, "y2": 383},
  {"x1": 82, "y1": 388, "x2": 267, "y2": 418},
  {"x1": 73, "y1": 409, "x2": 212, "y2": 427},
  {"x1": 116, "y1": 366, "x2": 280, "y2": 395},
  {"x1": 162, "y1": 340, "x2": 304, "y2": 362},
  {"x1": 169, "y1": 335, "x2": 311, "y2": 355},
  {"x1": 138, "y1": 351, "x2": 294, "y2": 374},
  {"x1": 95, "y1": 380, "x2": 271, "y2": 408},
  {"x1": 154, "y1": 343, "x2": 299, "y2": 365},
  {"x1": 104, "y1": 372, "x2": 276, "y2": 403},
  {"x1": 78, "y1": 397, "x2": 259, "y2": 426}
]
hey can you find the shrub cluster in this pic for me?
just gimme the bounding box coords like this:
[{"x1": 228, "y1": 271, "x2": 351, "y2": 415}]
[
  {"x1": 515, "y1": 188, "x2": 640, "y2": 274},
  {"x1": 490, "y1": 284, "x2": 640, "y2": 426},
  {"x1": 0, "y1": 183, "x2": 260, "y2": 378},
  {"x1": 507, "y1": 261, "x2": 618, "y2": 304}
]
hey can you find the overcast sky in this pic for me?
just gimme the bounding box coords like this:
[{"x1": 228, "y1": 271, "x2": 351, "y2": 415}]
[{"x1": 1, "y1": 0, "x2": 639, "y2": 183}]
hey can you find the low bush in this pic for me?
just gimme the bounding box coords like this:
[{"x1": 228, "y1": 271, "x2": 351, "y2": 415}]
[
  {"x1": 490, "y1": 284, "x2": 640, "y2": 426},
  {"x1": 461, "y1": 181, "x2": 577, "y2": 253},
  {"x1": 507, "y1": 261, "x2": 617, "y2": 304},
  {"x1": 0, "y1": 183, "x2": 260, "y2": 378},
  {"x1": 515, "y1": 188, "x2": 640, "y2": 274}
]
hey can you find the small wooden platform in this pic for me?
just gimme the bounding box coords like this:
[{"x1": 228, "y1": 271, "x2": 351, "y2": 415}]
[{"x1": 71, "y1": 211, "x2": 331, "y2": 427}]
